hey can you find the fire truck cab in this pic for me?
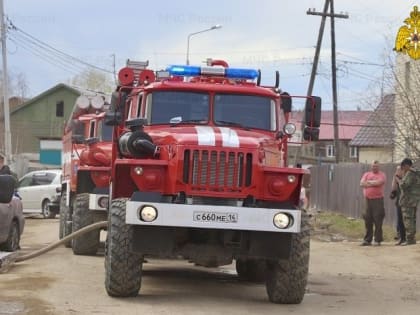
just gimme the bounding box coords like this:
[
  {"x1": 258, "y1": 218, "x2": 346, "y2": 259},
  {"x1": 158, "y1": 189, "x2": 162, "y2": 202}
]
[
  {"x1": 60, "y1": 94, "x2": 112, "y2": 255},
  {"x1": 104, "y1": 59, "x2": 321, "y2": 304}
]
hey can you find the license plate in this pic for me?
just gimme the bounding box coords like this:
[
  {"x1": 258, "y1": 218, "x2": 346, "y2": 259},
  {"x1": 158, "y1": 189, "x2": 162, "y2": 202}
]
[{"x1": 193, "y1": 211, "x2": 238, "y2": 223}]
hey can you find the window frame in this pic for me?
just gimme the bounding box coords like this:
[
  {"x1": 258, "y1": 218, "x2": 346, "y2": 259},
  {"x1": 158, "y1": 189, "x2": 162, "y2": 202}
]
[{"x1": 326, "y1": 144, "x2": 335, "y2": 158}]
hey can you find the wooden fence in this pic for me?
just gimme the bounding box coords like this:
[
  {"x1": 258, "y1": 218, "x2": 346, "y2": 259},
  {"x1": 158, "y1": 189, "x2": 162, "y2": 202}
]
[{"x1": 309, "y1": 163, "x2": 420, "y2": 230}]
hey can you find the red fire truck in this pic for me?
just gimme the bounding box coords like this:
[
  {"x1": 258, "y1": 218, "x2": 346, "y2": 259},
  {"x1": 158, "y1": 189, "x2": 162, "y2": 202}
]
[
  {"x1": 60, "y1": 94, "x2": 112, "y2": 255},
  {"x1": 104, "y1": 59, "x2": 321, "y2": 304}
]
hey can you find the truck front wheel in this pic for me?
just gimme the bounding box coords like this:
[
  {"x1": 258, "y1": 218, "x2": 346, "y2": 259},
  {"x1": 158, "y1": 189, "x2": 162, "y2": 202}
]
[
  {"x1": 105, "y1": 198, "x2": 143, "y2": 297},
  {"x1": 265, "y1": 212, "x2": 310, "y2": 304},
  {"x1": 59, "y1": 194, "x2": 72, "y2": 248},
  {"x1": 72, "y1": 193, "x2": 100, "y2": 255}
]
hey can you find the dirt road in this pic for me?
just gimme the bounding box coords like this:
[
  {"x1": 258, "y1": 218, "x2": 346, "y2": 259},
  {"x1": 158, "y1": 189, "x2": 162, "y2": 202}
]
[{"x1": 1, "y1": 217, "x2": 420, "y2": 315}]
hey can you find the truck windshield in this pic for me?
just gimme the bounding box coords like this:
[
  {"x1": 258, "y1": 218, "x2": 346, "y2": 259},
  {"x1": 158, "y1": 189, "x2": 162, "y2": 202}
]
[
  {"x1": 214, "y1": 94, "x2": 276, "y2": 131},
  {"x1": 148, "y1": 91, "x2": 209, "y2": 124},
  {"x1": 98, "y1": 122, "x2": 113, "y2": 141}
]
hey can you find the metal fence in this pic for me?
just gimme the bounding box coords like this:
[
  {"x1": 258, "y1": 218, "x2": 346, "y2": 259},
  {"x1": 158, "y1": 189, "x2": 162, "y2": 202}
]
[{"x1": 309, "y1": 163, "x2": 420, "y2": 230}]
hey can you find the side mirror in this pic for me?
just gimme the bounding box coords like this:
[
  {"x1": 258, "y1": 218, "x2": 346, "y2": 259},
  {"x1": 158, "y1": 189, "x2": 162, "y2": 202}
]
[
  {"x1": 303, "y1": 126, "x2": 320, "y2": 141},
  {"x1": 106, "y1": 91, "x2": 127, "y2": 126},
  {"x1": 72, "y1": 134, "x2": 85, "y2": 144},
  {"x1": 0, "y1": 175, "x2": 15, "y2": 203},
  {"x1": 281, "y1": 92, "x2": 292, "y2": 113},
  {"x1": 105, "y1": 111, "x2": 122, "y2": 126},
  {"x1": 304, "y1": 96, "x2": 321, "y2": 127}
]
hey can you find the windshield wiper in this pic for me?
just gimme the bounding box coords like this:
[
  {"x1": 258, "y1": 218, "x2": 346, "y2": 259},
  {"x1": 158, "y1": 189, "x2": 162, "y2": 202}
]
[
  {"x1": 170, "y1": 119, "x2": 207, "y2": 126},
  {"x1": 215, "y1": 120, "x2": 249, "y2": 130}
]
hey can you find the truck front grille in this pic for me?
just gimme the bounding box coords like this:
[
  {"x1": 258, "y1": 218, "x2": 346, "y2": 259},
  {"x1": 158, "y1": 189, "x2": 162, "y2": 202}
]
[{"x1": 183, "y1": 149, "x2": 252, "y2": 191}]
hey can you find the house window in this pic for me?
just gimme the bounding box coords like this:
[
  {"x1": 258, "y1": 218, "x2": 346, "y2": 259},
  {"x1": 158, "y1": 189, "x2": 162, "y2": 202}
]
[
  {"x1": 326, "y1": 144, "x2": 335, "y2": 157},
  {"x1": 349, "y1": 146, "x2": 358, "y2": 158},
  {"x1": 56, "y1": 101, "x2": 64, "y2": 117}
]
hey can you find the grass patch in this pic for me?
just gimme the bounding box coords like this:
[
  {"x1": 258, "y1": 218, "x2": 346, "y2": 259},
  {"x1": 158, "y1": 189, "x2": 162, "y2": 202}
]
[{"x1": 313, "y1": 211, "x2": 395, "y2": 242}]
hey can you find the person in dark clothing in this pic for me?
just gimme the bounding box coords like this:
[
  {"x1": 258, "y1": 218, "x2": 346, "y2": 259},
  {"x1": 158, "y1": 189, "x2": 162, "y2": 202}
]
[
  {"x1": 0, "y1": 155, "x2": 19, "y2": 195},
  {"x1": 0, "y1": 155, "x2": 12, "y2": 175},
  {"x1": 390, "y1": 165, "x2": 406, "y2": 245}
]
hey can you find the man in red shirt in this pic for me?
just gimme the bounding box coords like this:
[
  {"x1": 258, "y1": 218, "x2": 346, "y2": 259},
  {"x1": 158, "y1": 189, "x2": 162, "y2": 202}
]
[{"x1": 360, "y1": 160, "x2": 387, "y2": 246}]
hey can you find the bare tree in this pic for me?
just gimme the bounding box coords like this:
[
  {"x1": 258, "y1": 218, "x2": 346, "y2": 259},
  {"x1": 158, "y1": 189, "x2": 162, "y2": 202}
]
[
  {"x1": 13, "y1": 72, "x2": 29, "y2": 100},
  {"x1": 392, "y1": 53, "x2": 420, "y2": 161},
  {"x1": 361, "y1": 49, "x2": 420, "y2": 162},
  {"x1": 70, "y1": 68, "x2": 114, "y2": 94}
]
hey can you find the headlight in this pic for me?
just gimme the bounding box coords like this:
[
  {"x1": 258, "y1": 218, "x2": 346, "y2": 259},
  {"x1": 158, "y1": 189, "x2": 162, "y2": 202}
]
[
  {"x1": 139, "y1": 205, "x2": 158, "y2": 222},
  {"x1": 98, "y1": 196, "x2": 109, "y2": 208},
  {"x1": 283, "y1": 123, "x2": 296, "y2": 135},
  {"x1": 287, "y1": 175, "x2": 296, "y2": 183},
  {"x1": 273, "y1": 212, "x2": 292, "y2": 229}
]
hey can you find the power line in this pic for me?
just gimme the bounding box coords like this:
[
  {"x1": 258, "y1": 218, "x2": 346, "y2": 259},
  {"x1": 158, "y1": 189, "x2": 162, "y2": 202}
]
[
  {"x1": 8, "y1": 35, "x2": 86, "y2": 75},
  {"x1": 337, "y1": 59, "x2": 384, "y2": 67},
  {"x1": 7, "y1": 19, "x2": 114, "y2": 74}
]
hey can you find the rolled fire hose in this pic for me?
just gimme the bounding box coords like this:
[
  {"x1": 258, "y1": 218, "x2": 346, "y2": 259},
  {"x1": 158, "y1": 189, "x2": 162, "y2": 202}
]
[{"x1": 15, "y1": 221, "x2": 108, "y2": 262}]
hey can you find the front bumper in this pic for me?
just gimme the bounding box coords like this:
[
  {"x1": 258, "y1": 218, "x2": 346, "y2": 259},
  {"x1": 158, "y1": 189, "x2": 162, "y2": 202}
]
[{"x1": 125, "y1": 201, "x2": 301, "y2": 233}]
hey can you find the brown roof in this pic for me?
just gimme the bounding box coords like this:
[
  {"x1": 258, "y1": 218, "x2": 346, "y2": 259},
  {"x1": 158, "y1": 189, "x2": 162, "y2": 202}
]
[
  {"x1": 349, "y1": 94, "x2": 395, "y2": 147},
  {"x1": 290, "y1": 110, "x2": 371, "y2": 140}
]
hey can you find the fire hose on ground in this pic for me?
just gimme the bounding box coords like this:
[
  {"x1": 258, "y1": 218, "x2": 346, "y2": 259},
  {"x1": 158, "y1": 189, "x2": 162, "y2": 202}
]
[{"x1": 0, "y1": 221, "x2": 108, "y2": 272}]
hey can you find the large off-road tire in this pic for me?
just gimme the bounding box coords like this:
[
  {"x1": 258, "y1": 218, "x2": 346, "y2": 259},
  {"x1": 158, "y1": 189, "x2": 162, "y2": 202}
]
[
  {"x1": 236, "y1": 258, "x2": 266, "y2": 282},
  {"x1": 105, "y1": 198, "x2": 143, "y2": 297},
  {"x1": 59, "y1": 194, "x2": 72, "y2": 248},
  {"x1": 72, "y1": 193, "x2": 100, "y2": 255},
  {"x1": 265, "y1": 212, "x2": 310, "y2": 304},
  {"x1": 0, "y1": 220, "x2": 20, "y2": 251}
]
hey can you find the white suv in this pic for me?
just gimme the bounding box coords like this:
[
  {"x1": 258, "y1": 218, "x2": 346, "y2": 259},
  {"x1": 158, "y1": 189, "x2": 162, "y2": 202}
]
[{"x1": 17, "y1": 169, "x2": 62, "y2": 218}]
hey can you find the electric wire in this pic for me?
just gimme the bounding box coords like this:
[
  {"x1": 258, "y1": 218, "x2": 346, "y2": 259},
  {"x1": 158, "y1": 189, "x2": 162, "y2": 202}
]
[
  {"x1": 8, "y1": 35, "x2": 86, "y2": 75},
  {"x1": 7, "y1": 19, "x2": 114, "y2": 75}
]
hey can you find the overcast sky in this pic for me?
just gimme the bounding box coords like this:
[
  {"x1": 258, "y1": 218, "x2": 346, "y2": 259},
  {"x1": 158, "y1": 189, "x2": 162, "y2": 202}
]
[{"x1": 4, "y1": 0, "x2": 418, "y2": 110}]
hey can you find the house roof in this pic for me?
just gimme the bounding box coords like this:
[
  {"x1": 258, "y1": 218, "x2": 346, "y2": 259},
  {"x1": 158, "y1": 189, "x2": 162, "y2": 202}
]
[
  {"x1": 11, "y1": 83, "x2": 111, "y2": 115},
  {"x1": 11, "y1": 83, "x2": 81, "y2": 114},
  {"x1": 290, "y1": 110, "x2": 371, "y2": 140},
  {"x1": 349, "y1": 94, "x2": 395, "y2": 147}
]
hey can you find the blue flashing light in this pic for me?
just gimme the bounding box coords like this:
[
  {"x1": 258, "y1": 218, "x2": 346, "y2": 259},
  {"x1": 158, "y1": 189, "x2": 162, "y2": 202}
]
[
  {"x1": 225, "y1": 68, "x2": 259, "y2": 80},
  {"x1": 166, "y1": 64, "x2": 259, "y2": 80},
  {"x1": 167, "y1": 65, "x2": 200, "y2": 76}
]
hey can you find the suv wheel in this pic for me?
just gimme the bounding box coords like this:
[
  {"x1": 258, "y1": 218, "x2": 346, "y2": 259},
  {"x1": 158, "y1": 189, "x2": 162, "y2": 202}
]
[
  {"x1": 0, "y1": 221, "x2": 20, "y2": 251},
  {"x1": 42, "y1": 199, "x2": 56, "y2": 219}
]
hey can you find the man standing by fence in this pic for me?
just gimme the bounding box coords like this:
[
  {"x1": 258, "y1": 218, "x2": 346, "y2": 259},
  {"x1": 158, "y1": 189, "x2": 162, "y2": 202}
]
[
  {"x1": 398, "y1": 158, "x2": 420, "y2": 246},
  {"x1": 360, "y1": 160, "x2": 386, "y2": 246}
]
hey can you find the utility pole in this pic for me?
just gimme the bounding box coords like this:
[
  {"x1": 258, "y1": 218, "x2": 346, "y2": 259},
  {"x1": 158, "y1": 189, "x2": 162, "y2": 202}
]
[
  {"x1": 111, "y1": 53, "x2": 117, "y2": 85},
  {"x1": 0, "y1": 0, "x2": 11, "y2": 164},
  {"x1": 307, "y1": 0, "x2": 348, "y2": 164},
  {"x1": 306, "y1": 0, "x2": 330, "y2": 97}
]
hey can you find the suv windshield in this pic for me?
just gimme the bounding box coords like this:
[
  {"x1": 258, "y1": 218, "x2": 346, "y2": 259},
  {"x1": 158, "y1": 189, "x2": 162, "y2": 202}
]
[
  {"x1": 148, "y1": 91, "x2": 209, "y2": 124},
  {"x1": 214, "y1": 94, "x2": 276, "y2": 131}
]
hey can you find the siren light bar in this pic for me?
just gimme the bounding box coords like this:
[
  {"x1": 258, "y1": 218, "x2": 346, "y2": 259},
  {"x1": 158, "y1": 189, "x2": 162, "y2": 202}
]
[{"x1": 166, "y1": 65, "x2": 259, "y2": 80}]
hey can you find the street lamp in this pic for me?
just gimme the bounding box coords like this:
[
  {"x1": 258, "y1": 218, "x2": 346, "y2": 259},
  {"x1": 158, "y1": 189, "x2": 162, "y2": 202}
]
[{"x1": 186, "y1": 24, "x2": 222, "y2": 65}]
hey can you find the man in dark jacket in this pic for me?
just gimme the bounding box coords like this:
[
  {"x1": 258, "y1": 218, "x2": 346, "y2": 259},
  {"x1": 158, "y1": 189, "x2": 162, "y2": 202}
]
[
  {"x1": 397, "y1": 158, "x2": 420, "y2": 245},
  {"x1": 0, "y1": 155, "x2": 12, "y2": 175},
  {"x1": 0, "y1": 155, "x2": 18, "y2": 189}
]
